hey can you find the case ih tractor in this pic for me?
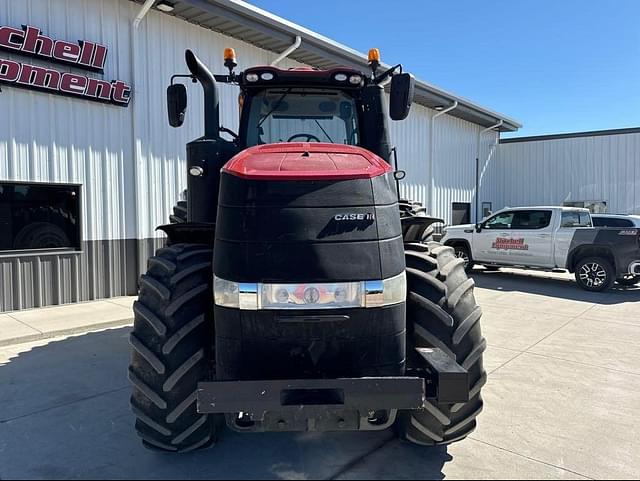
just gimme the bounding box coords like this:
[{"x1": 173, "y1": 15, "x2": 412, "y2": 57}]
[{"x1": 128, "y1": 48, "x2": 486, "y2": 453}]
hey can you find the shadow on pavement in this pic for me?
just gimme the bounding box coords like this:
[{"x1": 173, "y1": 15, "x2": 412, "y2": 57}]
[
  {"x1": 0, "y1": 327, "x2": 450, "y2": 480},
  {"x1": 471, "y1": 268, "x2": 640, "y2": 305}
]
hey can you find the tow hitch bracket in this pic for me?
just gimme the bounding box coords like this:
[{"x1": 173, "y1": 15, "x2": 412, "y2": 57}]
[
  {"x1": 416, "y1": 348, "x2": 469, "y2": 404},
  {"x1": 198, "y1": 377, "x2": 425, "y2": 415},
  {"x1": 196, "y1": 347, "x2": 469, "y2": 432}
]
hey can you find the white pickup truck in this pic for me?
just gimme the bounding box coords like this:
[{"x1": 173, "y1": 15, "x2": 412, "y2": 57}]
[{"x1": 441, "y1": 206, "x2": 640, "y2": 291}]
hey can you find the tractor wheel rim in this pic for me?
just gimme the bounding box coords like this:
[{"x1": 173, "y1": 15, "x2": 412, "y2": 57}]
[{"x1": 579, "y1": 263, "x2": 606, "y2": 287}]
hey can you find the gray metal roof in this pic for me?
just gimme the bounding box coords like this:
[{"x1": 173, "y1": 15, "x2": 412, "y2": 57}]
[
  {"x1": 133, "y1": 0, "x2": 521, "y2": 132},
  {"x1": 501, "y1": 126, "x2": 640, "y2": 143}
]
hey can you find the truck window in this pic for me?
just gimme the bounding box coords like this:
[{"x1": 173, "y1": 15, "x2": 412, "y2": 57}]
[
  {"x1": 561, "y1": 211, "x2": 592, "y2": 228},
  {"x1": 483, "y1": 212, "x2": 514, "y2": 230},
  {"x1": 592, "y1": 217, "x2": 633, "y2": 228},
  {"x1": 512, "y1": 210, "x2": 552, "y2": 230}
]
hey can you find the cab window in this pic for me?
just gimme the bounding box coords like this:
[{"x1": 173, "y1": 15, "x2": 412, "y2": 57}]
[
  {"x1": 512, "y1": 210, "x2": 552, "y2": 230},
  {"x1": 483, "y1": 212, "x2": 514, "y2": 230},
  {"x1": 561, "y1": 211, "x2": 592, "y2": 228},
  {"x1": 245, "y1": 88, "x2": 359, "y2": 147}
]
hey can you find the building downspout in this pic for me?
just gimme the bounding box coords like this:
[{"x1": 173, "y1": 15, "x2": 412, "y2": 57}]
[
  {"x1": 475, "y1": 120, "x2": 503, "y2": 222},
  {"x1": 271, "y1": 36, "x2": 302, "y2": 66},
  {"x1": 134, "y1": 0, "x2": 157, "y2": 29},
  {"x1": 428, "y1": 101, "x2": 458, "y2": 219}
]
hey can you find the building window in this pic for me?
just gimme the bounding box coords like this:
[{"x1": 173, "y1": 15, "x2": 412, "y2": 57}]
[
  {"x1": 481, "y1": 202, "x2": 493, "y2": 219},
  {"x1": 0, "y1": 182, "x2": 81, "y2": 252},
  {"x1": 452, "y1": 202, "x2": 471, "y2": 225},
  {"x1": 563, "y1": 201, "x2": 607, "y2": 213}
]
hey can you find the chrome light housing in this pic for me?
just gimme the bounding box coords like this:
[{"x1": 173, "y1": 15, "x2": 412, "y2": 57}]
[{"x1": 213, "y1": 272, "x2": 406, "y2": 310}]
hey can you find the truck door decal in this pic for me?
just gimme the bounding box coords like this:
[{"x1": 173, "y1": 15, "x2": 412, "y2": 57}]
[{"x1": 492, "y1": 237, "x2": 529, "y2": 251}]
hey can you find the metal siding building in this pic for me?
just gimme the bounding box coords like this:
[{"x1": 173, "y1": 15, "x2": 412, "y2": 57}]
[
  {"x1": 483, "y1": 128, "x2": 640, "y2": 216},
  {"x1": 0, "y1": 0, "x2": 518, "y2": 312}
]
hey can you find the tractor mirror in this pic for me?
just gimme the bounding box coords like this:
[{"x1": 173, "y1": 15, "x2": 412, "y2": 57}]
[
  {"x1": 167, "y1": 84, "x2": 188, "y2": 127},
  {"x1": 389, "y1": 73, "x2": 415, "y2": 121}
]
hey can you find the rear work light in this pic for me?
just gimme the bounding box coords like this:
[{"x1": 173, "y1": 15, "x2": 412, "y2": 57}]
[{"x1": 214, "y1": 273, "x2": 406, "y2": 310}]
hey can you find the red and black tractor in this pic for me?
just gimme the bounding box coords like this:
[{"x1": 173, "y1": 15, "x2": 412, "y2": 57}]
[{"x1": 128, "y1": 48, "x2": 486, "y2": 453}]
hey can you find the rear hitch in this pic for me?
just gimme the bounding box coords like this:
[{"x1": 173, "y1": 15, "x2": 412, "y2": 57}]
[{"x1": 197, "y1": 347, "x2": 469, "y2": 433}]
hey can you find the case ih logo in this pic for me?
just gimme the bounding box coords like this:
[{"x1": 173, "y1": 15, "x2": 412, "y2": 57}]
[
  {"x1": 492, "y1": 237, "x2": 529, "y2": 251},
  {"x1": 334, "y1": 213, "x2": 375, "y2": 222},
  {"x1": 0, "y1": 24, "x2": 131, "y2": 107}
]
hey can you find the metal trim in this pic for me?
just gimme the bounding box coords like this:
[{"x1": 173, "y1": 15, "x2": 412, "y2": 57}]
[{"x1": 501, "y1": 127, "x2": 640, "y2": 144}]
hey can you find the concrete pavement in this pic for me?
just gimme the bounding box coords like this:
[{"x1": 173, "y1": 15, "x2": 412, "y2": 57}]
[
  {"x1": 0, "y1": 297, "x2": 134, "y2": 347},
  {"x1": 1, "y1": 269, "x2": 639, "y2": 479}
]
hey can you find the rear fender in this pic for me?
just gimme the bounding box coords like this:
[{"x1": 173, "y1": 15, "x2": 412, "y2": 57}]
[
  {"x1": 401, "y1": 216, "x2": 444, "y2": 243},
  {"x1": 567, "y1": 244, "x2": 615, "y2": 273},
  {"x1": 157, "y1": 222, "x2": 215, "y2": 247}
]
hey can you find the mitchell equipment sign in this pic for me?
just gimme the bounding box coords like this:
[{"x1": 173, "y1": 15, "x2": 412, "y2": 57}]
[{"x1": 0, "y1": 24, "x2": 131, "y2": 107}]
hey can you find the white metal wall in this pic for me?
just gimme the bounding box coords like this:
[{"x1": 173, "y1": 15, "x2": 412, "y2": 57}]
[
  {"x1": 390, "y1": 103, "x2": 498, "y2": 225},
  {"x1": 0, "y1": 0, "x2": 136, "y2": 243},
  {"x1": 489, "y1": 132, "x2": 640, "y2": 215},
  {"x1": 390, "y1": 102, "x2": 431, "y2": 208},
  {"x1": 0, "y1": 0, "x2": 305, "y2": 243}
]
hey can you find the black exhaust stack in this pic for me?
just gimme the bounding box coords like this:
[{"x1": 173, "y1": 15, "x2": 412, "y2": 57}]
[
  {"x1": 184, "y1": 50, "x2": 237, "y2": 225},
  {"x1": 185, "y1": 50, "x2": 220, "y2": 140}
]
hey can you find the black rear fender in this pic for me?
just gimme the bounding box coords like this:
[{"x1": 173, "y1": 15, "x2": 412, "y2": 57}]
[{"x1": 157, "y1": 222, "x2": 215, "y2": 247}]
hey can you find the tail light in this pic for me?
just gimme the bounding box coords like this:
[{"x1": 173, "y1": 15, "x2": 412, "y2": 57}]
[{"x1": 214, "y1": 273, "x2": 406, "y2": 310}]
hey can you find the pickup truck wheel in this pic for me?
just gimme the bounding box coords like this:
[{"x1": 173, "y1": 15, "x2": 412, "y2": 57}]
[
  {"x1": 616, "y1": 275, "x2": 640, "y2": 287},
  {"x1": 396, "y1": 242, "x2": 487, "y2": 446},
  {"x1": 575, "y1": 257, "x2": 615, "y2": 292},
  {"x1": 452, "y1": 245, "x2": 474, "y2": 273}
]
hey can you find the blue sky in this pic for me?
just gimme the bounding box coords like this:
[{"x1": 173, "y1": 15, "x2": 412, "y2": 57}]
[{"x1": 248, "y1": 0, "x2": 640, "y2": 138}]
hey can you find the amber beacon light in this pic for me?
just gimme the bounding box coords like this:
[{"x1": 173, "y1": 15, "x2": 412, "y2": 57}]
[
  {"x1": 368, "y1": 48, "x2": 381, "y2": 64},
  {"x1": 224, "y1": 48, "x2": 237, "y2": 71}
]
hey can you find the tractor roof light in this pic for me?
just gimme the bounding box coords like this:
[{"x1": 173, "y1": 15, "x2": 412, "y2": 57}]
[
  {"x1": 368, "y1": 48, "x2": 381, "y2": 64},
  {"x1": 224, "y1": 48, "x2": 237, "y2": 71},
  {"x1": 349, "y1": 74, "x2": 363, "y2": 85},
  {"x1": 224, "y1": 48, "x2": 236, "y2": 62},
  {"x1": 245, "y1": 73, "x2": 259, "y2": 82}
]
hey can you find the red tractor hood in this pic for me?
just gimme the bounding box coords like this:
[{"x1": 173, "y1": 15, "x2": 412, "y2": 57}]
[{"x1": 222, "y1": 143, "x2": 392, "y2": 181}]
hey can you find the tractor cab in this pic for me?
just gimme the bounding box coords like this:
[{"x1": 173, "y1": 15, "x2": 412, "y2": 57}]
[{"x1": 168, "y1": 48, "x2": 415, "y2": 168}]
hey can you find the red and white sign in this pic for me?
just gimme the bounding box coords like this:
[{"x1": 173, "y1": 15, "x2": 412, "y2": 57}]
[
  {"x1": 491, "y1": 237, "x2": 529, "y2": 251},
  {"x1": 0, "y1": 24, "x2": 131, "y2": 107}
]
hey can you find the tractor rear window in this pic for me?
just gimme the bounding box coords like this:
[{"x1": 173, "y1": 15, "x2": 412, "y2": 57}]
[
  {"x1": 246, "y1": 89, "x2": 359, "y2": 147},
  {"x1": 0, "y1": 182, "x2": 81, "y2": 252}
]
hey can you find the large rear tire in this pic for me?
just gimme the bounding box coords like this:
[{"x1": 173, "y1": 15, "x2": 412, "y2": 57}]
[
  {"x1": 129, "y1": 243, "x2": 217, "y2": 452},
  {"x1": 396, "y1": 242, "x2": 487, "y2": 446},
  {"x1": 169, "y1": 200, "x2": 188, "y2": 224}
]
